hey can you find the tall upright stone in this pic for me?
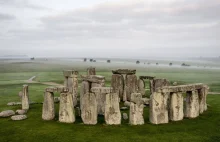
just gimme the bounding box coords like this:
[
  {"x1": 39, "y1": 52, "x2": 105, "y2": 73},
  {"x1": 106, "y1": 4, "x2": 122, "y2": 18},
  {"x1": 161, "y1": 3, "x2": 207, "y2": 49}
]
[
  {"x1": 80, "y1": 81, "x2": 90, "y2": 111},
  {"x1": 42, "y1": 92, "x2": 55, "y2": 120},
  {"x1": 150, "y1": 92, "x2": 169, "y2": 124},
  {"x1": 63, "y1": 70, "x2": 78, "y2": 106},
  {"x1": 87, "y1": 67, "x2": 96, "y2": 75},
  {"x1": 105, "y1": 93, "x2": 121, "y2": 125},
  {"x1": 129, "y1": 93, "x2": 144, "y2": 125},
  {"x1": 92, "y1": 83, "x2": 105, "y2": 115},
  {"x1": 81, "y1": 93, "x2": 97, "y2": 125},
  {"x1": 185, "y1": 91, "x2": 200, "y2": 118},
  {"x1": 59, "y1": 93, "x2": 75, "y2": 123},
  {"x1": 138, "y1": 79, "x2": 145, "y2": 96},
  {"x1": 22, "y1": 85, "x2": 29, "y2": 110},
  {"x1": 150, "y1": 79, "x2": 170, "y2": 94},
  {"x1": 111, "y1": 74, "x2": 124, "y2": 100},
  {"x1": 169, "y1": 92, "x2": 184, "y2": 121},
  {"x1": 198, "y1": 87, "x2": 208, "y2": 114},
  {"x1": 125, "y1": 74, "x2": 138, "y2": 101}
]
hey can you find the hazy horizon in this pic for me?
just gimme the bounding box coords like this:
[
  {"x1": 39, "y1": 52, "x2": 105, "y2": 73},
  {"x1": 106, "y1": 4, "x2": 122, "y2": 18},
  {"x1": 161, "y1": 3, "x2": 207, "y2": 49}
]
[{"x1": 0, "y1": 0, "x2": 219, "y2": 58}]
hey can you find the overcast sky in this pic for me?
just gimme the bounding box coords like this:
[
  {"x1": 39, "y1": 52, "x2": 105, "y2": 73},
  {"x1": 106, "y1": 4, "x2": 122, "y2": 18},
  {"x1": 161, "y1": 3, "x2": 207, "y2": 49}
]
[{"x1": 0, "y1": 0, "x2": 219, "y2": 58}]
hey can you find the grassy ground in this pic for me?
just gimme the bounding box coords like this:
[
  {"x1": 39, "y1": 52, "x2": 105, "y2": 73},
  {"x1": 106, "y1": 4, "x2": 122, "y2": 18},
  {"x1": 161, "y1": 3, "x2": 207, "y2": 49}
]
[{"x1": 0, "y1": 60, "x2": 220, "y2": 142}]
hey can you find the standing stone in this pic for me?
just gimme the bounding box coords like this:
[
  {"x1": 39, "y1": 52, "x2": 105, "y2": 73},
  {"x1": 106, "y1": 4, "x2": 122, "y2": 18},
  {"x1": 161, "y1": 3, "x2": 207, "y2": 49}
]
[
  {"x1": 150, "y1": 92, "x2": 169, "y2": 124},
  {"x1": 92, "y1": 82, "x2": 105, "y2": 115},
  {"x1": 105, "y1": 93, "x2": 121, "y2": 125},
  {"x1": 18, "y1": 91, "x2": 23, "y2": 100},
  {"x1": 59, "y1": 93, "x2": 75, "y2": 123},
  {"x1": 81, "y1": 93, "x2": 98, "y2": 125},
  {"x1": 42, "y1": 92, "x2": 55, "y2": 120},
  {"x1": 138, "y1": 79, "x2": 145, "y2": 96},
  {"x1": 129, "y1": 93, "x2": 144, "y2": 125},
  {"x1": 149, "y1": 79, "x2": 154, "y2": 95},
  {"x1": 185, "y1": 91, "x2": 200, "y2": 118},
  {"x1": 169, "y1": 92, "x2": 184, "y2": 121},
  {"x1": 129, "y1": 103, "x2": 144, "y2": 125},
  {"x1": 87, "y1": 67, "x2": 96, "y2": 75},
  {"x1": 22, "y1": 85, "x2": 29, "y2": 110},
  {"x1": 80, "y1": 81, "x2": 90, "y2": 111},
  {"x1": 122, "y1": 113, "x2": 128, "y2": 120},
  {"x1": 125, "y1": 74, "x2": 138, "y2": 101},
  {"x1": 198, "y1": 87, "x2": 208, "y2": 114},
  {"x1": 111, "y1": 74, "x2": 124, "y2": 100},
  {"x1": 151, "y1": 79, "x2": 170, "y2": 94}
]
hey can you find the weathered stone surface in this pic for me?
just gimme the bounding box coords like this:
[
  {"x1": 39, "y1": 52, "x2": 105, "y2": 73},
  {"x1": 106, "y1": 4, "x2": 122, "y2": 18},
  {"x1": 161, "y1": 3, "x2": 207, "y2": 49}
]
[
  {"x1": 112, "y1": 69, "x2": 136, "y2": 75},
  {"x1": 157, "y1": 83, "x2": 208, "y2": 93},
  {"x1": 169, "y1": 92, "x2": 184, "y2": 121},
  {"x1": 80, "y1": 81, "x2": 90, "y2": 111},
  {"x1": 92, "y1": 83, "x2": 105, "y2": 115},
  {"x1": 91, "y1": 87, "x2": 113, "y2": 94},
  {"x1": 105, "y1": 93, "x2": 121, "y2": 125},
  {"x1": 130, "y1": 93, "x2": 142, "y2": 105},
  {"x1": 0, "y1": 110, "x2": 15, "y2": 117},
  {"x1": 22, "y1": 85, "x2": 29, "y2": 110},
  {"x1": 141, "y1": 98, "x2": 150, "y2": 105},
  {"x1": 45, "y1": 87, "x2": 69, "y2": 93},
  {"x1": 42, "y1": 92, "x2": 55, "y2": 121},
  {"x1": 7, "y1": 102, "x2": 21, "y2": 106},
  {"x1": 59, "y1": 93, "x2": 75, "y2": 123},
  {"x1": 124, "y1": 74, "x2": 138, "y2": 101},
  {"x1": 120, "y1": 107, "x2": 128, "y2": 110},
  {"x1": 63, "y1": 70, "x2": 78, "y2": 78},
  {"x1": 67, "y1": 77, "x2": 78, "y2": 106},
  {"x1": 149, "y1": 92, "x2": 169, "y2": 124},
  {"x1": 81, "y1": 75, "x2": 105, "y2": 84},
  {"x1": 81, "y1": 93, "x2": 97, "y2": 125},
  {"x1": 87, "y1": 67, "x2": 96, "y2": 75},
  {"x1": 11, "y1": 115, "x2": 27, "y2": 121},
  {"x1": 16, "y1": 109, "x2": 27, "y2": 115},
  {"x1": 122, "y1": 113, "x2": 128, "y2": 120},
  {"x1": 111, "y1": 74, "x2": 124, "y2": 100},
  {"x1": 138, "y1": 79, "x2": 145, "y2": 96},
  {"x1": 185, "y1": 91, "x2": 200, "y2": 118},
  {"x1": 124, "y1": 101, "x2": 131, "y2": 107},
  {"x1": 198, "y1": 87, "x2": 208, "y2": 114},
  {"x1": 151, "y1": 79, "x2": 170, "y2": 93},
  {"x1": 129, "y1": 102, "x2": 144, "y2": 125},
  {"x1": 139, "y1": 76, "x2": 155, "y2": 80}
]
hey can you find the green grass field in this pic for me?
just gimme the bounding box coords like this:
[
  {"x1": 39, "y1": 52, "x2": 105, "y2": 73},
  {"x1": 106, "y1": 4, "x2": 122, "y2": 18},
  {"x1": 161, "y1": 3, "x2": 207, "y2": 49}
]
[{"x1": 0, "y1": 59, "x2": 220, "y2": 142}]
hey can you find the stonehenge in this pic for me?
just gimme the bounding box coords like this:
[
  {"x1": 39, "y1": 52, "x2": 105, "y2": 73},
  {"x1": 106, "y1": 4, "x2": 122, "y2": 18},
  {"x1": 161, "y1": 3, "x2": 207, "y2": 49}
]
[
  {"x1": 63, "y1": 70, "x2": 78, "y2": 106},
  {"x1": 150, "y1": 83, "x2": 209, "y2": 124},
  {"x1": 81, "y1": 75, "x2": 106, "y2": 115},
  {"x1": 39, "y1": 68, "x2": 209, "y2": 126},
  {"x1": 111, "y1": 69, "x2": 138, "y2": 101}
]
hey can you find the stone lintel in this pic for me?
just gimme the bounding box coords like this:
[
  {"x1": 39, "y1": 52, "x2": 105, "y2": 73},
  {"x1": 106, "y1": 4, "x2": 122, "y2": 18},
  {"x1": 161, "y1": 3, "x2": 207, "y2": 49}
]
[
  {"x1": 112, "y1": 69, "x2": 136, "y2": 75},
  {"x1": 63, "y1": 70, "x2": 78, "y2": 78},
  {"x1": 91, "y1": 87, "x2": 113, "y2": 94},
  {"x1": 81, "y1": 75, "x2": 105, "y2": 83},
  {"x1": 139, "y1": 76, "x2": 155, "y2": 80},
  {"x1": 156, "y1": 83, "x2": 209, "y2": 93},
  {"x1": 45, "y1": 86, "x2": 69, "y2": 93}
]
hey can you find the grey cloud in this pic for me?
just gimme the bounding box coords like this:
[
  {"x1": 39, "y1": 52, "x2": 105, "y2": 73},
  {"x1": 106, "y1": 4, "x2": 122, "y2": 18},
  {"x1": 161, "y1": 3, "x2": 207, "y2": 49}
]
[{"x1": 0, "y1": 13, "x2": 16, "y2": 20}]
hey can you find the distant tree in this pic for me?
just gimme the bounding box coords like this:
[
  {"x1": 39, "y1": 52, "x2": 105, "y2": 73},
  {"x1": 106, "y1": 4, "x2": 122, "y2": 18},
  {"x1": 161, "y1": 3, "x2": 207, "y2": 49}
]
[
  {"x1": 156, "y1": 63, "x2": 159, "y2": 65},
  {"x1": 136, "y1": 60, "x2": 140, "y2": 64},
  {"x1": 169, "y1": 63, "x2": 173, "y2": 66},
  {"x1": 93, "y1": 60, "x2": 96, "y2": 62},
  {"x1": 107, "y1": 60, "x2": 111, "y2": 63},
  {"x1": 147, "y1": 62, "x2": 150, "y2": 65},
  {"x1": 90, "y1": 59, "x2": 93, "y2": 62},
  {"x1": 30, "y1": 57, "x2": 35, "y2": 60},
  {"x1": 84, "y1": 58, "x2": 87, "y2": 62},
  {"x1": 181, "y1": 63, "x2": 190, "y2": 66}
]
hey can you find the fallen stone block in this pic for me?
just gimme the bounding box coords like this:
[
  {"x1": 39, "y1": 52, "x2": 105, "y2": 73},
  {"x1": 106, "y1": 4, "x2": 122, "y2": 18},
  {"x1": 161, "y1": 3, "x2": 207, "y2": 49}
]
[
  {"x1": 0, "y1": 110, "x2": 15, "y2": 117},
  {"x1": 16, "y1": 109, "x2": 27, "y2": 115},
  {"x1": 122, "y1": 113, "x2": 128, "y2": 120},
  {"x1": 11, "y1": 115, "x2": 27, "y2": 121}
]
